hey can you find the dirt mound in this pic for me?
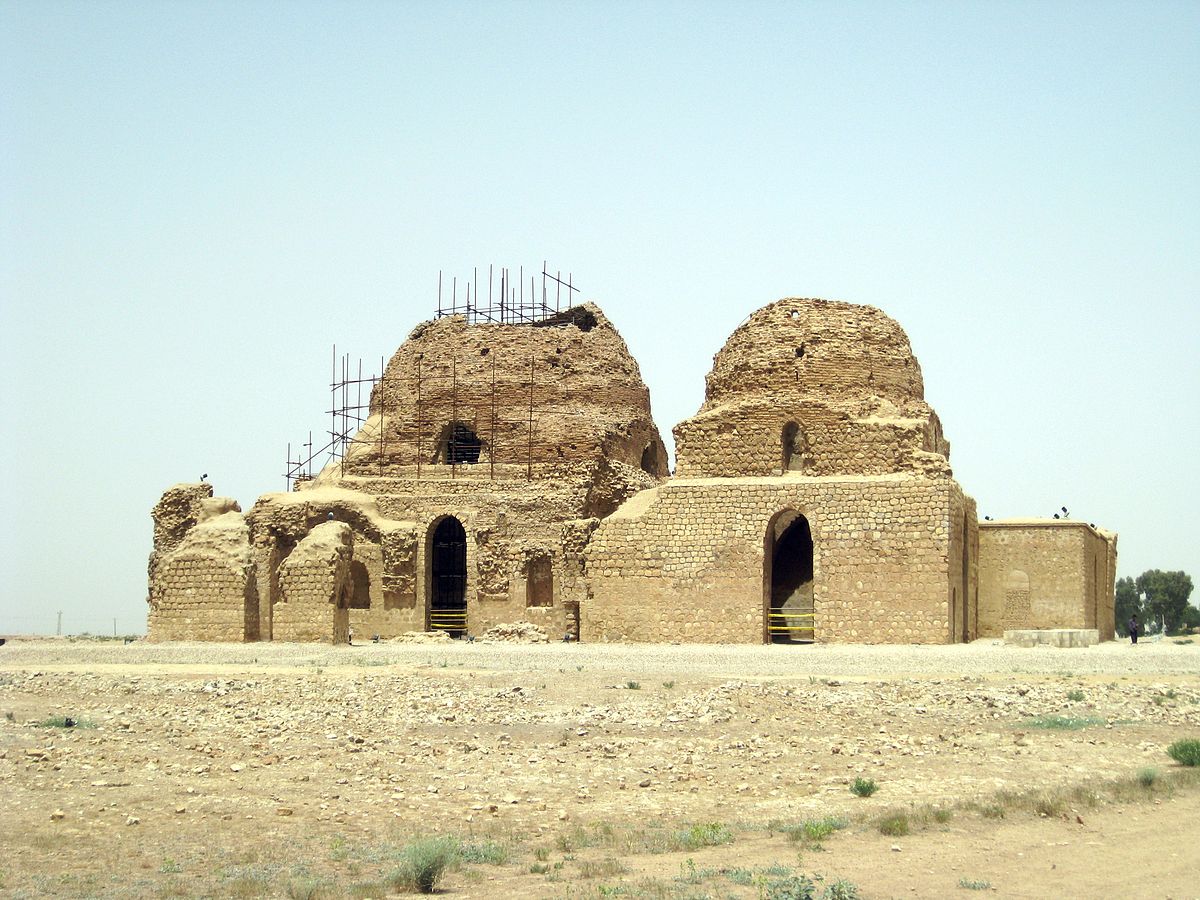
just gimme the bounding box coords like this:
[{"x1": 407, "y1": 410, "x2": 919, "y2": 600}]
[
  {"x1": 389, "y1": 631, "x2": 453, "y2": 644},
  {"x1": 478, "y1": 622, "x2": 549, "y2": 643}
]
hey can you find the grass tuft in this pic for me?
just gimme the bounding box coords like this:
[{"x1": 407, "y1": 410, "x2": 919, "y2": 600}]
[
  {"x1": 1022, "y1": 714, "x2": 1106, "y2": 730},
  {"x1": 387, "y1": 836, "x2": 458, "y2": 894},
  {"x1": 775, "y1": 816, "x2": 848, "y2": 845},
  {"x1": 877, "y1": 813, "x2": 909, "y2": 836},
  {"x1": 1167, "y1": 739, "x2": 1200, "y2": 767},
  {"x1": 33, "y1": 715, "x2": 94, "y2": 729},
  {"x1": 675, "y1": 822, "x2": 733, "y2": 850},
  {"x1": 457, "y1": 840, "x2": 508, "y2": 865},
  {"x1": 578, "y1": 857, "x2": 629, "y2": 878}
]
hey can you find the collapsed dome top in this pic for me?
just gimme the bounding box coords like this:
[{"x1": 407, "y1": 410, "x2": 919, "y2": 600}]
[
  {"x1": 674, "y1": 297, "x2": 951, "y2": 479},
  {"x1": 337, "y1": 302, "x2": 669, "y2": 479},
  {"x1": 705, "y1": 298, "x2": 926, "y2": 406}
]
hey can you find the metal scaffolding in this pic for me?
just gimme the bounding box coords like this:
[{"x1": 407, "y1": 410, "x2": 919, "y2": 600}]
[{"x1": 435, "y1": 262, "x2": 580, "y2": 325}]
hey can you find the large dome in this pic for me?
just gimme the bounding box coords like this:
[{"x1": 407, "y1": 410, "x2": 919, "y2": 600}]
[
  {"x1": 337, "y1": 302, "x2": 669, "y2": 480},
  {"x1": 674, "y1": 297, "x2": 951, "y2": 478}
]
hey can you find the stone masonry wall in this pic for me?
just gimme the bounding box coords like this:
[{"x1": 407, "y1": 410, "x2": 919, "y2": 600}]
[
  {"x1": 274, "y1": 522, "x2": 353, "y2": 642},
  {"x1": 977, "y1": 522, "x2": 1117, "y2": 639},
  {"x1": 584, "y1": 475, "x2": 967, "y2": 645},
  {"x1": 147, "y1": 510, "x2": 256, "y2": 642}
]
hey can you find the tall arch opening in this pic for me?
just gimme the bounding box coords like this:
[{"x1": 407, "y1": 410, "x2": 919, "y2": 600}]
[
  {"x1": 765, "y1": 511, "x2": 814, "y2": 644},
  {"x1": 428, "y1": 516, "x2": 467, "y2": 636}
]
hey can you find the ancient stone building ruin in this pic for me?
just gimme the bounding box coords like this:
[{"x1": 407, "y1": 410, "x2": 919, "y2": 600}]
[{"x1": 148, "y1": 296, "x2": 1117, "y2": 644}]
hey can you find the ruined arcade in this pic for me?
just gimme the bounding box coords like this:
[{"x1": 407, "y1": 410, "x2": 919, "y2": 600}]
[{"x1": 148, "y1": 286, "x2": 1116, "y2": 645}]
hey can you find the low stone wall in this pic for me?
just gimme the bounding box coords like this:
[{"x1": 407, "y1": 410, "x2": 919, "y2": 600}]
[{"x1": 1004, "y1": 628, "x2": 1100, "y2": 648}]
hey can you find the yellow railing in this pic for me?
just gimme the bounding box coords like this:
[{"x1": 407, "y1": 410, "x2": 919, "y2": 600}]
[
  {"x1": 768, "y1": 610, "x2": 814, "y2": 639},
  {"x1": 429, "y1": 610, "x2": 467, "y2": 631}
]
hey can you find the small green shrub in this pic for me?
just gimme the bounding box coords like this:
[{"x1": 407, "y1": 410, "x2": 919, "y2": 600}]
[
  {"x1": 959, "y1": 878, "x2": 992, "y2": 890},
  {"x1": 663, "y1": 681, "x2": 675, "y2": 689},
  {"x1": 765, "y1": 874, "x2": 818, "y2": 900},
  {"x1": 529, "y1": 863, "x2": 550, "y2": 875},
  {"x1": 778, "y1": 816, "x2": 847, "y2": 844},
  {"x1": 458, "y1": 840, "x2": 508, "y2": 865},
  {"x1": 877, "y1": 814, "x2": 909, "y2": 836},
  {"x1": 626, "y1": 681, "x2": 641, "y2": 690},
  {"x1": 979, "y1": 803, "x2": 1006, "y2": 819},
  {"x1": 675, "y1": 822, "x2": 733, "y2": 850},
  {"x1": 1137, "y1": 768, "x2": 1159, "y2": 788},
  {"x1": 1167, "y1": 739, "x2": 1200, "y2": 767},
  {"x1": 388, "y1": 836, "x2": 458, "y2": 894},
  {"x1": 533, "y1": 847, "x2": 550, "y2": 862},
  {"x1": 1066, "y1": 689, "x2": 1085, "y2": 702},
  {"x1": 824, "y1": 881, "x2": 861, "y2": 900},
  {"x1": 932, "y1": 807, "x2": 953, "y2": 824},
  {"x1": 34, "y1": 715, "x2": 94, "y2": 729},
  {"x1": 850, "y1": 777, "x2": 877, "y2": 798}
]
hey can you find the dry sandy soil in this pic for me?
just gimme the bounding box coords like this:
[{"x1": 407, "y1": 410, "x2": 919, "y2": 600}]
[{"x1": 2, "y1": 637, "x2": 1198, "y2": 899}]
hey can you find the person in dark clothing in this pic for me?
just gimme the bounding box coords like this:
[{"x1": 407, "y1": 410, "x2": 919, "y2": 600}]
[{"x1": 1128, "y1": 615, "x2": 1139, "y2": 644}]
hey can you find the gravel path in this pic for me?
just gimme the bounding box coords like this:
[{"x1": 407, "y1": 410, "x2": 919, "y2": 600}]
[{"x1": 2, "y1": 636, "x2": 1196, "y2": 678}]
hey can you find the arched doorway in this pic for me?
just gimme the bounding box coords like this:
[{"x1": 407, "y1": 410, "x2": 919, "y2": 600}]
[
  {"x1": 765, "y1": 511, "x2": 814, "y2": 644},
  {"x1": 429, "y1": 517, "x2": 467, "y2": 637}
]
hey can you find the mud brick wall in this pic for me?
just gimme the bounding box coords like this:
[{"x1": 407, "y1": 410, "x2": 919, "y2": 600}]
[
  {"x1": 584, "y1": 475, "x2": 972, "y2": 645},
  {"x1": 274, "y1": 522, "x2": 352, "y2": 642},
  {"x1": 147, "y1": 510, "x2": 256, "y2": 642},
  {"x1": 977, "y1": 522, "x2": 1117, "y2": 640}
]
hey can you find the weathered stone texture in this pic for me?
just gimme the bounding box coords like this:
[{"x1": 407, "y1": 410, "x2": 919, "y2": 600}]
[
  {"x1": 147, "y1": 508, "x2": 256, "y2": 642},
  {"x1": 340, "y1": 303, "x2": 668, "y2": 479},
  {"x1": 674, "y1": 299, "x2": 950, "y2": 479},
  {"x1": 151, "y1": 483, "x2": 213, "y2": 553},
  {"x1": 977, "y1": 521, "x2": 1117, "y2": 640},
  {"x1": 583, "y1": 475, "x2": 973, "y2": 645},
  {"x1": 146, "y1": 295, "x2": 1115, "y2": 645},
  {"x1": 274, "y1": 522, "x2": 353, "y2": 642}
]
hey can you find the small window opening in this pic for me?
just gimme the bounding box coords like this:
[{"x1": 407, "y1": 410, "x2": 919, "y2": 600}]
[
  {"x1": 795, "y1": 344, "x2": 805, "y2": 358},
  {"x1": 781, "y1": 422, "x2": 807, "y2": 472},
  {"x1": 441, "y1": 422, "x2": 482, "y2": 464},
  {"x1": 789, "y1": 310, "x2": 799, "y2": 319},
  {"x1": 480, "y1": 347, "x2": 490, "y2": 356},
  {"x1": 640, "y1": 443, "x2": 658, "y2": 475},
  {"x1": 526, "y1": 555, "x2": 553, "y2": 607}
]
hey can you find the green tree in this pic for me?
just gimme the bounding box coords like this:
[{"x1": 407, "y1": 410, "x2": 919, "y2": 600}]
[
  {"x1": 1135, "y1": 570, "x2": 1194, "y2": 634},
  {"x1": 1114, "y1": 576, "x2": 1142, "y2": 636}
]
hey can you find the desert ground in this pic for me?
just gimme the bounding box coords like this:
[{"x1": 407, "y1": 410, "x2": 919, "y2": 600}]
[{"x1": 2, "y1": 636, "x2": 1198, "y2": 899}]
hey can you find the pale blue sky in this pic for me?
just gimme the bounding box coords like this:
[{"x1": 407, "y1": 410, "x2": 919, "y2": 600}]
[{"x1": 2, "y1": 1, "x2": 1197, "y2": 634}]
